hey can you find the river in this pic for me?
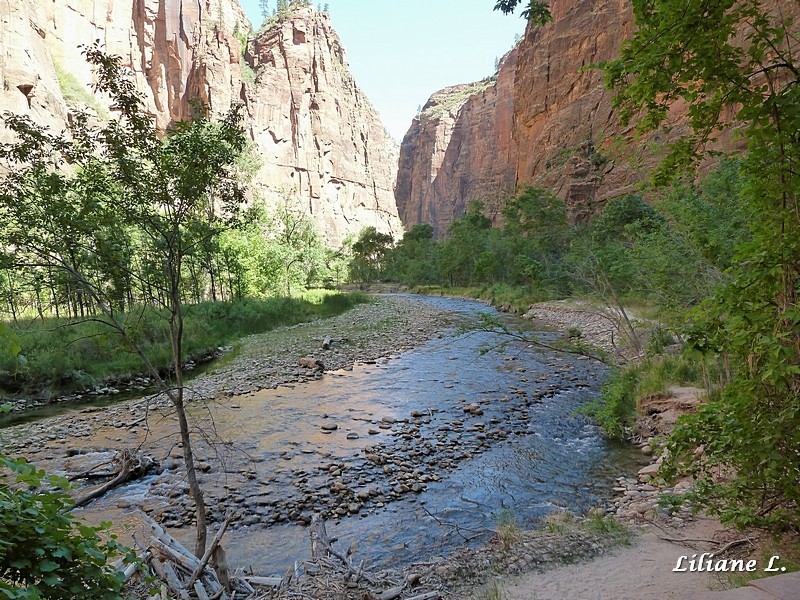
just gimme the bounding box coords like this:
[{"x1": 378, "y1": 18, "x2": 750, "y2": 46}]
[{"x1": 5, "y1": 295, "x2": 640, "y2": 574}]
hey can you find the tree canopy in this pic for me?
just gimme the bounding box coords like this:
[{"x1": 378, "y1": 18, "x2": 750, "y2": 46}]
[{"x1": 603, "y1": 0, "x2": 800, "y2": 530}]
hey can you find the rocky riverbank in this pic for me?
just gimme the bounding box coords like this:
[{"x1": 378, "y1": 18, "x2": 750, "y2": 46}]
[{"x1": 1, "y1": 295, "x2": 450, "y2": 451}]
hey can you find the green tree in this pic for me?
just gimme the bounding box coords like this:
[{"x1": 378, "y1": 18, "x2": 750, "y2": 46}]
[
  {"x1": 440, "y1": 200, "x2": 493, "y2": 286},
  {"x1": 0, "y1": 47, "x2": 249, "y2": 555},
  {"x1": 493, "y1": 0, "x2": 552, "y2": 25},
  {"x1": 350, "y1": 227, "x2": 394, "y2": 284},
  {"x1": 604, "y1": 1, "x2": 800, "y2": 530},
  {"x1": 268, "y1": 196, "x2": 326, "y2": 295},
  {"x1": 388, "y1": 224, "x2": 441, "y2": 285},
  {"x1": 501, "y1": 186, "x2": 569, "y2": 286}
]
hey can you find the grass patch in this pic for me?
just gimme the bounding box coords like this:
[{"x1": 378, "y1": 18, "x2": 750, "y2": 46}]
[
  {"x1": 493, "y1": 509, "x2": 522, "y2": 551},
  {"x1": 0, "y1": 291, "x2": 369, "y2": 397},
  {"x1": 583, "y1": 511, "x2": 632, "y2": 544},
  {"x1": 542, "y1": 510, "x2": 632, "y2": 545},
  {"x1": 423, "y1": 80, "x2": 494, "y2": 118},
  {"x1": 54, "y1": 63, "x2": 108, "y2": 118},
  {"x1": 581, "y1": 352, "x2": 715, "y2": 439},
  {"x1": 474, "y1": 580, "x2": 507, "y2": 600}
]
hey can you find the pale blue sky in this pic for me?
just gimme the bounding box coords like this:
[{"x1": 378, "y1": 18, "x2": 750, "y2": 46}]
[{"x1": 237, "y1": 1, "x2": 525, "y2": 140}]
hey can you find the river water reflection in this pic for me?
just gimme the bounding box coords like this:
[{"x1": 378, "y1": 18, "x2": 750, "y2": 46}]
[{"x1": 62, "y1": 295, "x2": 638, "y2": 574}]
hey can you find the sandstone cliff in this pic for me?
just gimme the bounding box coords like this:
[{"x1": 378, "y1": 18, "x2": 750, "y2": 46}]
[
  {"x1": 243, "y1": 8, "x2": 401, "y2": 246},
  {"x1": 395, "y1": 50, "x2": 518, "y2": 237},
  {"x1": 0, "y1": 1, "x2": 400, "y2": 246},
  {"x1": 395, "y1": 0, "x2": 736, "y2": 232}
]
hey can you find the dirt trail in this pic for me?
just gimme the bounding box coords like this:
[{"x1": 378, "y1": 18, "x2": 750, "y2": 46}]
[{"x1": 503, "y1": 518, "x2": 724, "y2": 600}]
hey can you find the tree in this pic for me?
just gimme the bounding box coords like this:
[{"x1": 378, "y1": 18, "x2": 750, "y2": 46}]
[
  {"x1": 493, "y1": 0, "x2": 552, "y2": 25},
  {"x1": 259, "y1": 0, "x2": 270, "y2": 19},
  {"x1": 501, "y1": 186, "x2": 569, "y2": 285},
  {"x1": 269, "y1": 196, "x2": 326, "y2": 295},
  {"x1": 350, "y1": 227, "x2": 394, "y2": 284},
  {"x1": 603, "y1": 1, "x2": 800, "y2": 530},
  {"x1": 389, "y1": 224, "x2": 441, "y2": 285},
  {"x1": 0, "y1": 46, "x2": 249, "y2": 555}
]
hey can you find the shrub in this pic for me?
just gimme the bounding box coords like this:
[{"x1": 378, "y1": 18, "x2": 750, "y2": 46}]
[{"x1": 0, "y1": 455, "x2": 130, "y2": 599}]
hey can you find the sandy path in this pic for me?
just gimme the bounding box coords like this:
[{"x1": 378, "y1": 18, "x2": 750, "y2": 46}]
[{"x1": 503, "y1": 519, "x2": 725, "y2": 600}]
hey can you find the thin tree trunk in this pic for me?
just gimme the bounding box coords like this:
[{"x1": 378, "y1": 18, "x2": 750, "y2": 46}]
[
  {"x1": 169, "y1": 245, "x2": 207, "y2": 557},
  {"x1": 59, "y1": 259, "x2": 208, "y2": 558}
]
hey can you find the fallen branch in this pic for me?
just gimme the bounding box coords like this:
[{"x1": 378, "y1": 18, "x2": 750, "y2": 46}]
[
  {"x1": 72, "y1": 449, "x2": 154, "y2": 509},
  {"x1": 188, "y1": 513, "x2": 234, "y2": 588}
]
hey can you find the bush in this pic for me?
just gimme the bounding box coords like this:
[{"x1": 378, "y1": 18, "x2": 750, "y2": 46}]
[
  {"x1": 583, "y1": 353, "x2": 713, "y2": 439},
  {"x1": 0, "y1": 455, "x2": 130, "y2": 599}
]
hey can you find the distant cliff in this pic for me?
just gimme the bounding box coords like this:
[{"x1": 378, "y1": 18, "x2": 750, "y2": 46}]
[
  {"x1": 0, "y1": 1, "x2": 400, "y2": 246},
  {"x1": 395, "y1": 0, "x2": 729, "y2": 233},
  {"x1": 395, "y1": 50, "x2": 518, "y2": 237}
]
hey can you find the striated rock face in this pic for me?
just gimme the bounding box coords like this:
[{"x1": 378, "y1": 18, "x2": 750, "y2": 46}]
[
  {"x1": 0, "y1": 0, "x2": 248, "y2": 132},
  {"x1": 395, "y1": 0, "x2": 747, "y2": 232},
  {"x1": 243, "y1": 8, "x2": 401, "y2": 246},
  {"x1": 511, "y1": 0, "x2": 641, "y2": 222},
  {"x1": 0, "y1": 2, "x2": 400, "y2": 246},
  {"x1": 395, "y1": 50, "x2": 518, "y2": 237}
]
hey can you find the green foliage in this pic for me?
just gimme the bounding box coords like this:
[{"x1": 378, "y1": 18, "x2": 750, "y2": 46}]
[
  {"x1": 53, "y1": 63, "x2": 107, "y2": 118},
  {"x1": 0, "y1": 292, "x2": 368, "y2": 396},
  {"x1": 582, "y1": 367, "x2": 639, "y2": 440},
  {"x1": 372, "y1": 169, "x2": 742, "y2": 318},
  {"x1": 387, "y1": 224, "x2": 441, "y2": 286},
  {"x1": 349, "y1": 227, "x2": 394, "y2": 284},
  {"x1": 583, "y1": 353, "x2": 711, "y2": 439},
  {"x1": 494, "y1": 0, "x2": 552, "y2": 25},
  {"x1": 0, "y1": 456, "x2": 130, "y2": 599},
  {"x1": 604, "y1": 0, "x2": 800, "y2": 532}
]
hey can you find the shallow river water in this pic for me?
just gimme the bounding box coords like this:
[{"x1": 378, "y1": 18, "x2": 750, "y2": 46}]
[{"x1": 23, "y1": 295, "x2": 640, "y2": 574}]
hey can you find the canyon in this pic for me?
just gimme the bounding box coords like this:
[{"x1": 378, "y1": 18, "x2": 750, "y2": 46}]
[
  {"x1": 0, "y1": 0, "x2": 401, "y2": 246},
  {"x1": 0, "y1": 0, "x2": 769, "y2": 241},
  {"x1": 395, "y1": 0, "x2": 736, "y2": 233}
]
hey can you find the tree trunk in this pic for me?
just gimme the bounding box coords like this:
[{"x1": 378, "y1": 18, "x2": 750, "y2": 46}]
[{"x1": 169, "y1": 244, "x2": 207, "y2": 557}]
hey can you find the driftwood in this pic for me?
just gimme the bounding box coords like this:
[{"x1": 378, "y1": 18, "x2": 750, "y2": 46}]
[
  {"x1": 322, "y1": 336, "x2": 333, "y2": 350},
  {"x1": 134, "y1": 511, "x2": 293, "y2": 599},
  {"x1": 188, "y1": 513, "x2": 233, "y2": 588},
  {"x1": 136, "y1": 511, "x2": 444, "y2": 599},
  {"x1": 71, "y1": 449, "x2": 155, "y2": 509},
  {"x1": 309, "y1": 514, "x2": 377, "y2": 584}
]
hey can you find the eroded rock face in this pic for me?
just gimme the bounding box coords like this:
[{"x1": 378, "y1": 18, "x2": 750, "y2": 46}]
[
  {"x1": 243, "y1": 8, "x2": 401, "y2": 246},
  {"x1": 0, "y1": 1, "x2": 400, "y2": 246},
  {"x1": 395, "y1": 50, "x2": 518, "y2": 237},
  {"x1": 395, "y1": 0, "x2": 751, "y2": 232}
]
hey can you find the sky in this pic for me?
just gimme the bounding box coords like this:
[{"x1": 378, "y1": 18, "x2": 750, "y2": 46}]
[{"x1": 237, "y1": 0, "x2": 526, "y2": 141}]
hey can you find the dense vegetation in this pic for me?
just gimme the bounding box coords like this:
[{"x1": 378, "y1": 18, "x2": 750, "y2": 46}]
[
  {"x1": 0, "y1": 292, "x2": 366, "y2": 398},
  {"x1": 350, "y1": 161, "x2": 746, "y2": 322}
]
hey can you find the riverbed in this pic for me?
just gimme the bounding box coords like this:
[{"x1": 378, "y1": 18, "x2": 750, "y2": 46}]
[{"x1": 2, "y1": 295, "x2": 640, "y2": 575}]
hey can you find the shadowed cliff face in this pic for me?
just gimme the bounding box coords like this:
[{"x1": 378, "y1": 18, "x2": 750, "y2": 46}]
[{"x1": 0, "y1": 1, "x2": 400, "y2": 246}]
